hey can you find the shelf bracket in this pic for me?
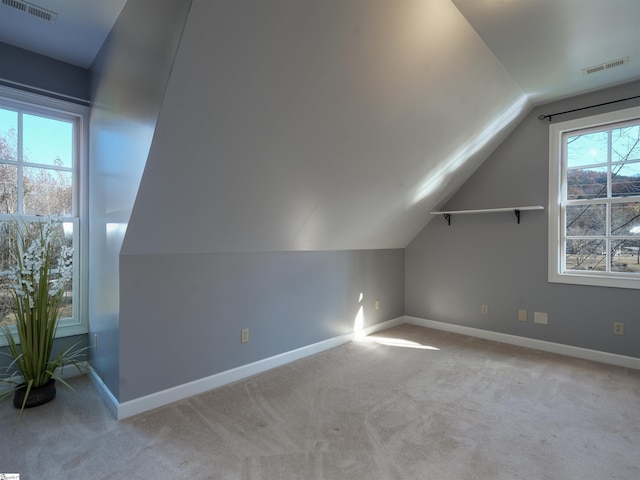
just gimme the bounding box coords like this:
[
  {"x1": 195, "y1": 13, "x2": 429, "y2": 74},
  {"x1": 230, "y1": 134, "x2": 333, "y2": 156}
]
[
  {"x1": 443, "y1": 213, "x2": 451, "y2": 226},
  {"x1": 514, "y1": 209, "x2": 521, "y2": 224}
]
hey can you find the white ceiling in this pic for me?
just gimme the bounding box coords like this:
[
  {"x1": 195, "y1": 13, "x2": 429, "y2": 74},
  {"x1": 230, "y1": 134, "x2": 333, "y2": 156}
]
[
  {"x1": 2, "y1": 0, "x2": 640, "y2": 253},
  {"x1": 0, "y1": 0, "x2": 127, "y2": 68},
  {"x1": 1, "y1": 0, "x2": 638, "y2": 97},
  {"x1": 451, "y1": 0, "x2": 640, "y2": 104}
]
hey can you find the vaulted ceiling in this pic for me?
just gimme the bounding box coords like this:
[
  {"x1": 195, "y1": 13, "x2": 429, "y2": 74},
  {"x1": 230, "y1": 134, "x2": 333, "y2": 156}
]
[
  {"x1": 1, "y1": 0, "x2": 639, "y2": 253},
  {"x1": 0, "y1": 0, "x2": 127, "y2": 69},
  {"x1": 2, "y1": 0, "x2": 637, "y2": 99},
  {"x1": 452, "y1": 0, "x2": 640, "y2": 104}
]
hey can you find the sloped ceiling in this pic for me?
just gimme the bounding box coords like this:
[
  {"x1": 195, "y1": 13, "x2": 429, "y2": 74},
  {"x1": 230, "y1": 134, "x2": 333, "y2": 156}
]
[
  {"x1": 123, "y1": 0, "x2": 527, "y2": 254},
  {"x1": 452, "y1": 0, "x2": 640, "y2": 104},
  {"x1": 0, "y1": 0, "x2": 127, "y2": 68},
  {"x1": 1, "y1": 0, "x2": 638, "y2": 254}
]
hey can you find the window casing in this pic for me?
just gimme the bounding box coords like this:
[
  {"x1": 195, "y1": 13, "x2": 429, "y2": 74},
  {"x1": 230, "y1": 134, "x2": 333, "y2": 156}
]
[
  {"x1": 549, "y1": 105, "x2": 640, "y2": 289},
  {"x1": 0, "y1": 86, "x2": 88, "y2": 341}
]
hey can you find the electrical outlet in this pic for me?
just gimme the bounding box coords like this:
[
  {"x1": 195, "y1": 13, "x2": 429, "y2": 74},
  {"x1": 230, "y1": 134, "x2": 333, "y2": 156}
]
[
  {"x1": 613, "y1": 322, "x2": 625, "y2": 335},
  {"x1": 533, "y1": 312, "x2": 548, "y2": 325},
  {"x1": 375, "y1": 299, "x2": 380, "y2": 310},
  {"x1": 481, "y1": 304, "x2": 489, "y2": 315},
  {"x1": 241, "y1": 328, "x2": 249, "y2": 343},
  {"x1": 518, "y1": 309, "x2": 528, "y2": 322}
]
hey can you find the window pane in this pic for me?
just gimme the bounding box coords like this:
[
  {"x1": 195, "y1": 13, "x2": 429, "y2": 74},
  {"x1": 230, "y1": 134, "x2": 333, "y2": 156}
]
[
  {"x1": 565, "y1": 239, "x2": 606, "y2": 271},
  {"x1": 23, "y1": 166, "x2": 72, "y2": 215},
  {"x1": 0, "y1": 108, "x2": 17, "y2": 162},
  {"x1": 567, "y1": 166, "x2": 607, "y2": 200},
  {"x1": 612, "y1": 125, "x2": 640, "y2": 163},
  {"x1": 566, "y1": 204, "x2": 606, "y2": 236},
  {"x1": 611, "y1": 161, "x2": 640, "y2": 197},
  {"x1": 0, "y1": 220, "x2": 74, "y2": 324},
  {"x1": 611, "y1": 239, "x2": 640, "y2": 273},
  {"x1": 0, "y1": 220, "x2": 17, "y2": 325},
  {"x1": 59, "y1": 221, "x2": 74, "y2": 319},
  {"x1": 23, "y1": 114, "x2": 73, "y2": 168},
  {"x1": 0, "y1": 164, "x2": 17, "y2": 213},
  {"x1": 611, "y1": 202, "x2": 640, "y2": 236},
  {"x1": 566, "y1": 131, "x2": 608, "y2": 168}
]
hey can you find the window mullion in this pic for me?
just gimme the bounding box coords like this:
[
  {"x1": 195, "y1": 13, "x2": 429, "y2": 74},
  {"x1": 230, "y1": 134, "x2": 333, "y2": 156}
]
[
  {"x1": 605, "y1": 203, "x2": 611, "y2": 273},
  {"x1": 606, "y1": 129, "x2": 612, "y2": 273},
  {"x1": 16, "y1": 111, "x2": 24, "y2": 214}
]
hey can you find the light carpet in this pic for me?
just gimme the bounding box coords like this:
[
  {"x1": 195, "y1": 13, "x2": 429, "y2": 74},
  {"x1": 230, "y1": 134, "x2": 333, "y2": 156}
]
[{"x1": 1, "y1": 324, "x2": 639, "y2": 479}]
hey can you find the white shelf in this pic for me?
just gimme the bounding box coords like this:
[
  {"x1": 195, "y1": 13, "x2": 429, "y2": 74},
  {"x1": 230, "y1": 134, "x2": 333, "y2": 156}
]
[{"x1": 430, "y1": 205, "x2": 544, "y2": 224}]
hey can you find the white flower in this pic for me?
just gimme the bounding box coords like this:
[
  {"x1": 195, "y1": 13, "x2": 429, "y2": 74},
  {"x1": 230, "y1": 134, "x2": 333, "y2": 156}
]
[{"x1": 4, "y1": 217, "x2": 74, "y2": 312}]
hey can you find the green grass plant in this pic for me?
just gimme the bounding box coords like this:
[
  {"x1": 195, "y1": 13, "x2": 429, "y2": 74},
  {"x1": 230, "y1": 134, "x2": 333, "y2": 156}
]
[{"x1": 0, "y1": 217, "x2": 88, "y2": 423}]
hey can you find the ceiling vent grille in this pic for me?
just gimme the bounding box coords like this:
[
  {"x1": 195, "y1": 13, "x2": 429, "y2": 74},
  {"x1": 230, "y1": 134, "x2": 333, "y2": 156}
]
[
  {"x1": 1, "y1": 0, "x2": 57, "y2": 22},
  {"x1": 583, "y1": 57, "x2": 629, "y2": 75}
]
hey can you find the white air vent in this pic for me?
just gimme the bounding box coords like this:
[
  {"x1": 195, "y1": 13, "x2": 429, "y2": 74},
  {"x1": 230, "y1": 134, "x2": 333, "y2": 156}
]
[
  {"x1": 1, "y1": 0, "x2": 57, "y2": 22},
  {"x1": 583, "y1": 57, "x2": 629, "y2": 75}
]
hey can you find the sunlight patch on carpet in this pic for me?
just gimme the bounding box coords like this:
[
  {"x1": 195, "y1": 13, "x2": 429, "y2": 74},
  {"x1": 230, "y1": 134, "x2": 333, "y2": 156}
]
[{"x1": 357, "y1": 335, "x2": 440, "y2": 350}]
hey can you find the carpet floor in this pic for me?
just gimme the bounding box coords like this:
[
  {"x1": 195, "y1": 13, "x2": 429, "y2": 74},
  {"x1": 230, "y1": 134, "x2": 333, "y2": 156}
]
[{"x1": 1, "y1": 324, "x2": 639, "y2": 479}]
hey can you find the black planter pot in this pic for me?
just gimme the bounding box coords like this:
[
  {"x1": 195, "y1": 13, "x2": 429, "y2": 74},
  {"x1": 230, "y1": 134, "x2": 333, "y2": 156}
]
[{"x1": 13, "y1": 379, "x2": 56, "y2": 409}]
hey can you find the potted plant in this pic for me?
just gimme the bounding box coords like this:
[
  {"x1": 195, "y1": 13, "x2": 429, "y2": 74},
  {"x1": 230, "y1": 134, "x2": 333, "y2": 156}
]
[{"x1": 0, "y1": 217, "x2": 87, "y2": 419}]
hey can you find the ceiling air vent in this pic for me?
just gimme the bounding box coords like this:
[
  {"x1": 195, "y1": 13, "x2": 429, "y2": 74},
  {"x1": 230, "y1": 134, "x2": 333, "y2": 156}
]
[
  {"x1": 583, "y1": 57, "x2": 629, "y2": 75},
  {"x1": 1, "y1": 0, "x2": 57, "y2": 22}
]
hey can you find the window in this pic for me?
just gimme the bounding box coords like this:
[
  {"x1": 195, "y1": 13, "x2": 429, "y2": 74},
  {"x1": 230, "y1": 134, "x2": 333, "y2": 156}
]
[
  {"x1": 549, "y1": 105, "x2": 640, "y2": 289},
  {"x1": 0, "y1": 86, "x2": 88, "y2": 340}
]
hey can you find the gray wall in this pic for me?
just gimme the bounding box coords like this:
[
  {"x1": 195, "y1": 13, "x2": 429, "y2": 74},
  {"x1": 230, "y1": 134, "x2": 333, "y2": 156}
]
[
  {"x1": 0, "y1": 42, "x2": 89, "y2": 102},
  {"x1": 88, "y1": 0, "x2": 192, "y2": 399},
  {"x1": 0, "y1": 334, "x2": 89, "y2": 373},
  {"x1": 116, "y1": 0, "x2": 413, "y2": 402},
  {"x1": 406, "y1": 79, "x2": 640, "y2": 358},
  {"x1": 119, "y1": 249, "x2": 404, "y2": 401}
]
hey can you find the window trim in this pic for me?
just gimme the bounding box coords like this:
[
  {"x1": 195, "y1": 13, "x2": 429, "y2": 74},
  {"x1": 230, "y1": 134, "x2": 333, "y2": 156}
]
[
  {"x1": 0, "y1": 85, "x2": 88, "y2": 342},
  {"x1": 548, "y1": 105, "x2": 640, "y2": 289}
]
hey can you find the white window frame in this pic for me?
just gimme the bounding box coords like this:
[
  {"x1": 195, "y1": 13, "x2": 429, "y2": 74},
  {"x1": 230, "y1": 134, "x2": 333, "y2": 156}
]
[
  {"x1": 0, "y1": 85, "x2": 88, "y2": 342},
  {"x1": 548, "y1": 105, "x2": 640, "y2": 289}
]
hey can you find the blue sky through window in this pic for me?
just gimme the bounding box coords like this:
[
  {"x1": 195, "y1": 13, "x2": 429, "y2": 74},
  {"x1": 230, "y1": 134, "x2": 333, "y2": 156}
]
[{"x1": 0, "y1": 108, "x2": 72, "y2": 168}]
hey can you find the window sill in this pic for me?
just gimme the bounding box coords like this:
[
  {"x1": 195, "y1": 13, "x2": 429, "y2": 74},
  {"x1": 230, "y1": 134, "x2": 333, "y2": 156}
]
[
  {"x1": 0, "y1": 320, "x2": 87, "y2": 347},
  {"x1": 549, "y1": 271, "x2": 640, "y2": 290}
]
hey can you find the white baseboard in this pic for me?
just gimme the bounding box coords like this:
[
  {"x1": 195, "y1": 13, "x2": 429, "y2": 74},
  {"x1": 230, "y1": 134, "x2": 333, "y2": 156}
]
[
  {"x1": 353, "y1": 315, "x2": 405, "y2": 340},
  {"x1": 86, "y1": 315, "x2": 638, "y2": 419},
  {"x1": 114, "y1": 317, "x2": 404, "y2": 420},
  {"x1": 405, "y1": 316, "x2": 640, "y2": 370},
  {"x1": 87, "y1": 366, "x2": 119, "y2": 418}
]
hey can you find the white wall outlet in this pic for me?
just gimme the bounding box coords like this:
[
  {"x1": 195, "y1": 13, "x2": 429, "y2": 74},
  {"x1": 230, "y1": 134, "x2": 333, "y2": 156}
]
[
  {"x1": 481, "y1": 304, "x2": 489, "y2": 315},
  {"x1": 518, "y1": 309, "x2": 528, "y2": 322},
  {"x1": 241, "y1": 328, "x2": 249, "y2": 343},
  {"x1": 375, "y1": 299, "x2": 380, "y2": 310},
  {"x1": 613, "y1": 322, "x2": 625, "y2": 335},
  {"x1": 533, "y1": 312, "x2": 548, "y2": 325}
]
